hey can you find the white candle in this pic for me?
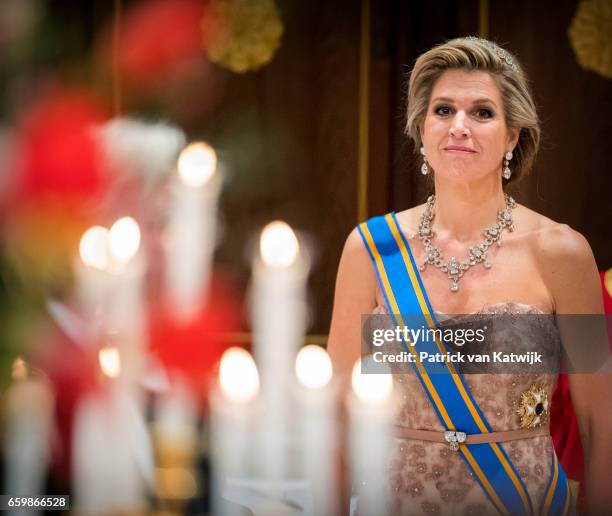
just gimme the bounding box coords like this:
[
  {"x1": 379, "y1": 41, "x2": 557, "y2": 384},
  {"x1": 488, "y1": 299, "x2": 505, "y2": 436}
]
[
  {"x1": 98, "y1": 346, "x2": 121, "y2": 378},
  {"x1": 252, "y1": 221, "x2": 309, "y2": 484},
  {"x1": 75, "y1": 218, "x2": 147, "y2": 382},
  {"x1": 105, "y1": 216, "x2": 147, "y2": 386},
  {"x1": 74, "y1": 225, "x2": 112, "y2": 334},
  {"x1": 3, "y1": 358, "x2": 54, "y2": 503},
  {"x1": 295, "y1": 345, "x2": 337, "y2": 516},
  {"x1": 73, "y1": 220, "x2": 151, "y2": 513},
  {"x1": 73, "y1": 350, "x2": 153, "y2": 515},
  {"x1": 165, "y1": 141, "x2": 221, "y2": 322},
  {"x1": 210, "y1": 347, "x2": 259, "y2": 516},
  {"x1": 348, "y1": 357, "x2": 394, "y2": 516}
]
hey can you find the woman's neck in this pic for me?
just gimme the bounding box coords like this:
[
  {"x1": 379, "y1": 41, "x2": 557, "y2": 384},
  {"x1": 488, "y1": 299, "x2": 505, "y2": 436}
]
[{"x1": 431, "y1": 177, "x2": 507, "y2": 243}]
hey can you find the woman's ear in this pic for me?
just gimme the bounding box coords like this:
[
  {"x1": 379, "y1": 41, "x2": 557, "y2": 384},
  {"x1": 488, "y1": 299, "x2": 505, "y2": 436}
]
[
  {"x1": 419, "y1": 126, "x2": 426, "y2": 151},
  {"x1": 507, "y1": 125, "x2": 520, "y2": 150}
]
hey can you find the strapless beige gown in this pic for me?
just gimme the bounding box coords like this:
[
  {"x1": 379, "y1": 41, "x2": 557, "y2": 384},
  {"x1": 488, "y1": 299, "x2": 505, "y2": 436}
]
[{"x1": 369, "y1": 291, "x2": 568, "y2": 516}]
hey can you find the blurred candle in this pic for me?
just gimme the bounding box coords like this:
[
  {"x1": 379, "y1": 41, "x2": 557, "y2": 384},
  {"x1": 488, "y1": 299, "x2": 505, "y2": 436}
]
[
  {"x1": 348, "y1": 358, "x2": 393, "y2": 516},
  {"x1": 98, "y1": 346, "x2": 121, "y2": 378},
  {"x1": 107, "y1": 216, "x2": 141, "y2": 265},
  {"x1": 74, "y1": 225, "x2": 111, "y2": 329},
  {"x1": 210, "y1": 347, "x2": 259, "y2": 516},
  {"x1": 295, "y1": 345, "x2": 337, "y2": 516},
  {"x1": 80, "y1": 226, "x2": 111, "y2": 270},
  {"x1": 105, "y1": 216, "x2": 147, "y2": 386},
  {"x1": 252, "y1": 221, "x2": 309, "y2": 485},
  {"x1": 3, "y1": 358, "x2": 54, "y2": 503},
  {"x1": 73, "y1": 219, "x2": 152, "y2": 513},
  {"x1": 73, "y1": 348, "x2": 153, "y2": 515},
  {"x1": 165, "y1": 141, "x2": 221, "y2": 322}
]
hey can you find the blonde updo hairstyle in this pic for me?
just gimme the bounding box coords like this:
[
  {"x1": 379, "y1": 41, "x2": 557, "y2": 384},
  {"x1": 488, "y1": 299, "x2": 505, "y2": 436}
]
[{"x1": 405, "y1": 37, "x2": 540, "y2": 184}]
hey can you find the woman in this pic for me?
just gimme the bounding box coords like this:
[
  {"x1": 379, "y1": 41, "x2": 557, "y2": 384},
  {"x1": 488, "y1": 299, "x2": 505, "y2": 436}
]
[{"x1": 328, "y1": 37, "x2": 611, "y2": 515}]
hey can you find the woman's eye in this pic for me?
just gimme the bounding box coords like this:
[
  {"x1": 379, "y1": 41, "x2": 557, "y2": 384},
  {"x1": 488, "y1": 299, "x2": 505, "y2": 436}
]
[
  {"x1": 475, "y1": 108, "x2": 493, "y2": 118},
  {"x1": 434, "y1": 106, "x2": 451, "y2": 116},
  {"x1": 433, "y1": 106, "x2": 493, "y2": 118}
]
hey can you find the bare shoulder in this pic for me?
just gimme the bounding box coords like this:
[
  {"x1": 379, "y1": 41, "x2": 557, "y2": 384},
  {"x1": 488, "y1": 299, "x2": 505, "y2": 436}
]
[
  {"x1": 342, "y1": 225, "x2": 372, "y2": 262},
  {"x1": 520, "y1": 205, "x2": 594, "y2": 265},
  {"x1": 336, "y1": 226, "x2": 378, "y2": 289},
  {"x1": 520, "y1": 205, "x2": 600, "y2": 313}
]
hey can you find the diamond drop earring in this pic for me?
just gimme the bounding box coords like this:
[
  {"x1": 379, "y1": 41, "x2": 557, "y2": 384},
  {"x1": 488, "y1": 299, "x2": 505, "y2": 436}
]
[
  {"x1": 502, "y1": 151, "x2": 513, "y2": 180},
  {"x1": 420, "y1": 146, "x2": 429, "y2": 175}
]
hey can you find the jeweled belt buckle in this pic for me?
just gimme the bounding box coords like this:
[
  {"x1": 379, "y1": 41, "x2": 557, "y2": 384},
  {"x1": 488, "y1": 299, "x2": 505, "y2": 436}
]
[{"x1": 444, "y1": 430, "x2": 467, "y2": 451}]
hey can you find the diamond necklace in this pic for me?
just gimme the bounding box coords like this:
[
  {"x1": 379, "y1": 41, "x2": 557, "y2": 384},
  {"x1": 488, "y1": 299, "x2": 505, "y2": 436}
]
[{"x1": 417, "y1": 194, "x2": 516, "y2": 292}]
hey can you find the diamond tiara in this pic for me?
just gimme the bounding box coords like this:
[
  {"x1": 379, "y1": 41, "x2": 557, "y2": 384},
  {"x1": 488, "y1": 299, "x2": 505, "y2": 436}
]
[{"x1": 464, "y1": 36, "x2": 519, "y2": 72}]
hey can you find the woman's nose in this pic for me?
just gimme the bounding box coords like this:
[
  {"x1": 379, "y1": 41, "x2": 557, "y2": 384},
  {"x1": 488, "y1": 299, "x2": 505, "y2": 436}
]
[{"x1": 449, "y1": 113, "x2": 470, "y2": 138}]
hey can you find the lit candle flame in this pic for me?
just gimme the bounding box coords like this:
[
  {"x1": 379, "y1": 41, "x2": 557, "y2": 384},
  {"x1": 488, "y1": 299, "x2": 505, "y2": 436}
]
[
  {"x1": 351, "y1": 358, "x2": 392, "y2": 403},
  {"x1": 260, "y1": 221, "x2": 299, "y2": 267},
  {"x1": 79, "y1": 226, "x2": 110, "y2": 270},
  {"x1": 177, "y1": 142, "x2": 217, "y2": 187},
  {"x1": 99, "y1": 346, "x2": 121, "y2": 378},
  {"x1": 11, "y1": 356, "x2": 28, "y2": 380},
  {"x1": 108, "y1": 217, "x2": 141, "y2": 264},
  {"x1": 295, "y1": 345, "x2": 332, "y2": 389},
  {"x1": 219, "y1": 347, "x2": 259, "y2": 403}
]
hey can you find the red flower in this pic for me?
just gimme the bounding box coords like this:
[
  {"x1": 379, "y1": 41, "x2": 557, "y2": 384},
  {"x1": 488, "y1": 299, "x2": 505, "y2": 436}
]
[
  {"x1": 13, "y1": 89, "x2": 108, "y2": 206},
  {"x1": 0, "y1": 89, "x2": 109, "y2": 292},
  {"x1": 99, "y1": 0, "x2": 205, "y2": 88},
  {"x1": 149, "y1": 271, "x2": 244, "y2": 394}
]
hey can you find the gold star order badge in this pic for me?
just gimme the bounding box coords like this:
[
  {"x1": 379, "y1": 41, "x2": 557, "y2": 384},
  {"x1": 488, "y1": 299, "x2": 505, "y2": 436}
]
[{"x1": 517, "y1": 384, "x2": 549, "y2": 429}]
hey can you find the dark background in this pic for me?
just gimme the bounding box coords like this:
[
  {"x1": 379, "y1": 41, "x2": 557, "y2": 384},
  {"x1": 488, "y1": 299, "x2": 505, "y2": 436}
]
[
  {"x1": 1, "y1": 0, "x2": 610, "y2": 338},
  {"x1": 209, "y1": 0, "x2": 610, "y2": 336}
]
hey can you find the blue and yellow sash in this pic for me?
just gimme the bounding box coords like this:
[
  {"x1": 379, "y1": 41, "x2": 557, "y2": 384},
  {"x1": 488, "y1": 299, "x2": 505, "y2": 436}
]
[{"x1": 358, "y1": 212, "x2": 572, "y2": 516}]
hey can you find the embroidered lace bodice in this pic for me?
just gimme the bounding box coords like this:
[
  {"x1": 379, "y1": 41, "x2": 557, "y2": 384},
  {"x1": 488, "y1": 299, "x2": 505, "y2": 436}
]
[{"x1": 371, "y1": 292, "x2": 565, "y2": 516}]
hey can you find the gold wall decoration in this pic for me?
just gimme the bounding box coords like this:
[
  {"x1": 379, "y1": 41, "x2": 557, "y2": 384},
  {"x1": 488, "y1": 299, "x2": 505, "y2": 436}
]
[
  {"x1": 568, "y1": 0, "x2": 612, "y2": 79},
  {"x1": 202, "y1": 0, "x2": 284, "y2": 73}
]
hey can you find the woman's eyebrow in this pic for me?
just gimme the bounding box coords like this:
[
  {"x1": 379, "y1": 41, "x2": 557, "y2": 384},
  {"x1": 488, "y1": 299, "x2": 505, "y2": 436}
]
[{"x1": 431, "y1": 96, "x2": 497, "y2": 106}]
